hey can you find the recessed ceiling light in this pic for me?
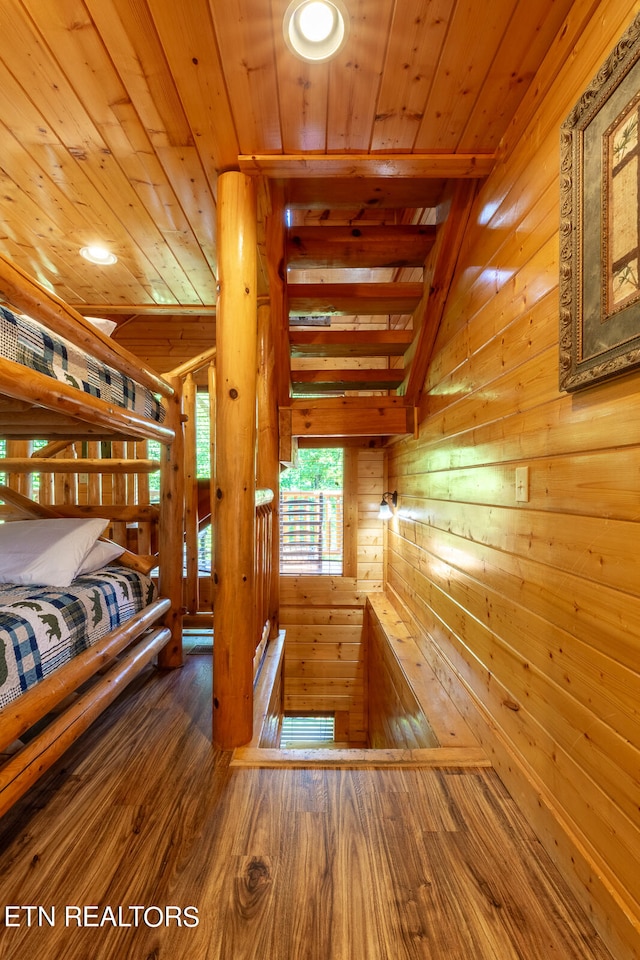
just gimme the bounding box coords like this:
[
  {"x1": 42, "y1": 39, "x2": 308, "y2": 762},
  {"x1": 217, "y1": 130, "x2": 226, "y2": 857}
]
[
  {"x1": 299, "y1": 2, "x2": 334, "y2": 41},
  {"x1": 283, "y1": 0, "x2": 349, "y2": 63},
  {"x1": 79, "y1": 245, "x2": 118, "y2": 266}
]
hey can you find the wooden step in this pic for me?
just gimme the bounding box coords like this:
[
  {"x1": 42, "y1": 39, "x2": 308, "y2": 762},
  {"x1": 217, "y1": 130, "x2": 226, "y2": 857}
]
[
  {"x1": 286, "y1": 224, "x2": 436, "y2": 268},
  {"x1": 288, "y1": 282, "x2": 422, "y2": 317},
  {"x1": 290, "y1": 329, "x2": 414, "y2": 358},
  {"x1": 291, "y1": 369, "x2": 404, "y2": 394}
]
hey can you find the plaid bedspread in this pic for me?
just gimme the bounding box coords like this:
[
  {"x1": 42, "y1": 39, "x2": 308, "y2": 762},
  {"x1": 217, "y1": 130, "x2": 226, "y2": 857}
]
[
  {"x1": 0, "y1": 305, "x2": 165, "y2": 423},
  {"x1": 0, "y1": 566, "x2": 157, "y2": 709}
]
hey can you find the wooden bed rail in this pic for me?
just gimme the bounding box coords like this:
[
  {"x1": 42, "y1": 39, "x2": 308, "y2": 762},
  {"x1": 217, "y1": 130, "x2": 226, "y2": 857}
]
[
  {"x1": 0, "y1": 457, "x2": 160, "y2": 474},
  {"x1": 0, "y1": 625, "x2": 170, "y2": 819},
  {"x1": 2, "y1": 436, "x2": 160, "y2": 556},
  {"x1": 0, "y1": 598, "x2": 171, "y2": 753},
  {"x1": 0, "y1": 356, "x2": 174, "y2": 444}
]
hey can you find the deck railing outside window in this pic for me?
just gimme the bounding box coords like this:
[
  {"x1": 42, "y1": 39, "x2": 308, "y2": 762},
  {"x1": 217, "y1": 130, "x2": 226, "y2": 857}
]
[{"x1": 280, "y1": 490, "x2": 343, "y2": 575}]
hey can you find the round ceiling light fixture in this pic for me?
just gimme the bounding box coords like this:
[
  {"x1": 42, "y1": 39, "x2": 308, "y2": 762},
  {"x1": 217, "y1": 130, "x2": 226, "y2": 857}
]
[
  {"x1": 79, "y1": 245, "x2": 118, "y2": 266},
  {"x1": 283, "y1": 0, "x2": 349, "y2": 63}
]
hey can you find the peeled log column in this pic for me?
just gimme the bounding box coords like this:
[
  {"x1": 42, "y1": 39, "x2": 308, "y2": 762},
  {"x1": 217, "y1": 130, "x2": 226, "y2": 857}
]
[
  {"x1": 158, "y1": 374, "x2": 185, "y2": 668},
  {"x1": 214, "y1": 171, "x2": 257, "y2": 749}
]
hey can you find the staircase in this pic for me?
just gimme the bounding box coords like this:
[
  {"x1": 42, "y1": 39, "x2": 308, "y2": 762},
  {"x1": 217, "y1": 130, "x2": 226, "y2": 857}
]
[
  {"x1": 274, "y1": 179, "x2": 479, "y2": 444},
  {"x1": 283, "y1": 225, "x2": 423, "y2": 441}
]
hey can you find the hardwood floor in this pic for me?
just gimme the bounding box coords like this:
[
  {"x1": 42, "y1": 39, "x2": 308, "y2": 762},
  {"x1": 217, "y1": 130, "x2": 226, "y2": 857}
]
[{"x1": 0, "y1": 654, "x2": 615, "y2": 960}]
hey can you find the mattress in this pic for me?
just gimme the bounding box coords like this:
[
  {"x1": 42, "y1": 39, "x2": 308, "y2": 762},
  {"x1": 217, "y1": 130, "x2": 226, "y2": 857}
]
[
  {"x1": 0, "y1": 305, "x2": 165, "y2": 423},
  {"x1": 0, "y1": 566, "x2": 157, "y2": 709}
]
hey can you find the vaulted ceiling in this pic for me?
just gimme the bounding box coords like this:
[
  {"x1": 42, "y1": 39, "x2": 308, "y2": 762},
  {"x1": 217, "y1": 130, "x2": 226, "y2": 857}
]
[{"x1": 0, "y1": 0, "x2": 577, "y2": 409}]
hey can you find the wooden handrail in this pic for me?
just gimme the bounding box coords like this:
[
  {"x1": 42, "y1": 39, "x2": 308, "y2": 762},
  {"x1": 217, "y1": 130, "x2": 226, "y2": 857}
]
[
  {"x1": 166, "y1": 346, "x2": 217, "y2": 380},
  {"x1": 256, "y1": 487, "x2": 274, "y2": 507}
]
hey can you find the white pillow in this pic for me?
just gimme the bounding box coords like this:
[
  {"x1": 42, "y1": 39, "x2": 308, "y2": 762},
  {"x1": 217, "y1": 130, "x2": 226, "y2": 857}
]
[
  {"x1": 78, "y1": 539, "x2": 126, "y2": 575},
  {"x1": 0, "y1": 518, "x2": 108, "y2": 587},
  {"x1": 85, "y1": 316, "x2": 118, "y2": 336}
]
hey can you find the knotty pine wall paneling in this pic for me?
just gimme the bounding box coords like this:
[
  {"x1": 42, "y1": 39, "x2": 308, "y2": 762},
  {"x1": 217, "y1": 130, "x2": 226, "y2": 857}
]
[
  {"x1": 385, "y1": 3, "x2": 640, "y2": 958},
  {"x1": 115, "y1": 315, "x2": 216, "y2": 384}
]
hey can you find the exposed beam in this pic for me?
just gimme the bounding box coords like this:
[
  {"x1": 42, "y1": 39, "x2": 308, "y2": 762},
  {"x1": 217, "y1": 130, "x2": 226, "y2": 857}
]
[
  {"x1": 73, "y1": 304, "x2": 217, "y2": 316},
  {"x1": 290, "y1": 330, "x2": 413, "y2": 358},
  {"x1": 289, "y1": 397, "x2": 411, "y2": 437},
  {"x1": 287, "y1": 225, "x2": 435, "y2": 269},
  {"x1": 239, "y1": 154, "x2": 495, "y2": 179},
  {"x1": 288, "y1": 282, "x2": 422, "y2": 316}
]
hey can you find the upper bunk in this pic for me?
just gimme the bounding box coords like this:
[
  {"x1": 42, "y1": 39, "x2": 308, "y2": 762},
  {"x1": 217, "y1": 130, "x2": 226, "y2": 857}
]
[{"x1": 0, "y1": 254, "x2": 175, "y2": 445}]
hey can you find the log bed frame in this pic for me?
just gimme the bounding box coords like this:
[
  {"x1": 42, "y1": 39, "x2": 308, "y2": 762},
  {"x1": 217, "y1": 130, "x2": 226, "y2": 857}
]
[{"x1": 0, "y1": 254, "x2": 184, "y2": 818}]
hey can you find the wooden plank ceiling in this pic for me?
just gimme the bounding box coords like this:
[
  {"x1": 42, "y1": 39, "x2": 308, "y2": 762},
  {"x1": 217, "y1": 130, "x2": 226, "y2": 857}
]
[{"x1": 0, "y1": 0, "x2": 576, "y2": 431}]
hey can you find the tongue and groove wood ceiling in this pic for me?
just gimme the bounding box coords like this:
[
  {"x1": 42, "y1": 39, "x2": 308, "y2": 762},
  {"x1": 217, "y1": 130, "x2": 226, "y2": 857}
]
[{"x1": 0, "y1": 0, "x2": 576, "y2": 402}]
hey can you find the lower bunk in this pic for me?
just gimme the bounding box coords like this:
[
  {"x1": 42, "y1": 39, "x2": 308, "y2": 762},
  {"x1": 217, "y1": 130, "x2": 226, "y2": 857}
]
[{"x1": 0, "y1": 539, "x2": 172, "y2": 817}]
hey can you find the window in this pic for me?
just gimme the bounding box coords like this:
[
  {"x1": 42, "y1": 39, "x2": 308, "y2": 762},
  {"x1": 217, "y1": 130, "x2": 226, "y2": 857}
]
[
  {"x1": 152, "y1": 391, "x2": 213, "y2": 572},
  {"x1": 279, "y1": 448, "x2": 343, "y2": 575},
  {"x1": 281, "y1": 714, "x2": 335, "y2": 746}
]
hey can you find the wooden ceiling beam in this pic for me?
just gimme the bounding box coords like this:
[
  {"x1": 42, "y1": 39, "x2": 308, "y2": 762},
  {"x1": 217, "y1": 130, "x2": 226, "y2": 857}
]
[
  {"x1": 287, "y1": 225, "x2": 435, "y2": 269},
  {"x1": 73, "y1": 304, "x2": 217, "y2": 316},
  {"x1": 288, "y1": 397, "x2": 411, "y2": 437},
  {"x1": 290, "y1": 330, "x2": 413, "y2": 358},
  {"x1": 288, "y1": 282, "x2": 422, "y2": 316},
  {"x1": 239, "y1": 154, "x2": 495, "y2": 179}
]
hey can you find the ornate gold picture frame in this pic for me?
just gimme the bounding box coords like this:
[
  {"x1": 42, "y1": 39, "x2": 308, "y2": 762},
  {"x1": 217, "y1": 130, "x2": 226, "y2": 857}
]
[{"x1": 559, "y1": 13, "x2": 640, "y2": 391}]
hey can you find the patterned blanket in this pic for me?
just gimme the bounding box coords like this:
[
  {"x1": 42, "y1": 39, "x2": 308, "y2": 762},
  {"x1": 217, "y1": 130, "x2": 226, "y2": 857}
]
[
  {"x1": 0, "y1": 566, "x2": 156, "y2": 709},
  {"x1": 0, "y1": 305, "x2": 165, "y2": 423}
]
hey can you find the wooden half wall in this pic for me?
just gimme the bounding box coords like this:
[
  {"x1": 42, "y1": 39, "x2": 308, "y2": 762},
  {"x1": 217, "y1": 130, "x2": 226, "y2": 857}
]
[{"x1": 385, "y1": 3, "x2": 640, "y2": 958}]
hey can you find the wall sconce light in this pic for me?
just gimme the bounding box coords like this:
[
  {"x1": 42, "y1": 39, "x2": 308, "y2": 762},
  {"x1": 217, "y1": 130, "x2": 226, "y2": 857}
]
[{"x1": 378, "y1": 490, "x2": 397, "y2": 521}]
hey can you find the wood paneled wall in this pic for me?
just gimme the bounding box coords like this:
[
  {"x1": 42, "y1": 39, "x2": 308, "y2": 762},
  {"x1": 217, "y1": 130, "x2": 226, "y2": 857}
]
[
  {"x1": 115, "y1": 315, "x2": 215, "y2": 383},
  {"x1": 280, "y1": 448, "x2": 385, "y2": 744},
  {"x1": 386, "y1": 3, "x2": 640, "y2": 958}
]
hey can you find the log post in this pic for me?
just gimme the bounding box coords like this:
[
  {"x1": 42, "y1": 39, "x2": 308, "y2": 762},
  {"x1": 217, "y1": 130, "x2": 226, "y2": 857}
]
[
  {"x1": 257, "y1": 302, "x2": 280, "y2": 639},
  {"x1": 213, "y1": 171, "x2": 257, "y2": 749},
  {"x1": 111, "y1": 440, "x2": 127, "y2": 545},
  {"x1": 208, "y1": 360, "x2": 216, "y2": 616},
  {"x1": 158, "y1": 374, "x2": 185, "y2": 668},
  {"x1": 136, "y1": 440, "x2": 151, "y2": 554},
  {"x1": 6, "y1": 440, "x2": 32, "y2": 498},
  {"x1": 183, "y1": 373, "x2": 199, "y2": 614},
  {"x1": 87, "y1": 441, "x2": 102, "y2": 505}
]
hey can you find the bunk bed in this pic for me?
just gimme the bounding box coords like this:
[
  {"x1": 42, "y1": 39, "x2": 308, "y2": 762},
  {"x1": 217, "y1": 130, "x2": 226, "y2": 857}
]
[{"x1": 0, "y1": 254, "x2": 184, "y2": 817}]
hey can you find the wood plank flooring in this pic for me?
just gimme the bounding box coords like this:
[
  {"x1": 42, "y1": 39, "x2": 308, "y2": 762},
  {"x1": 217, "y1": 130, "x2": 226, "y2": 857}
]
[{"x1": 0, "y1": 654, "x2": 615, "y2": 960}]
